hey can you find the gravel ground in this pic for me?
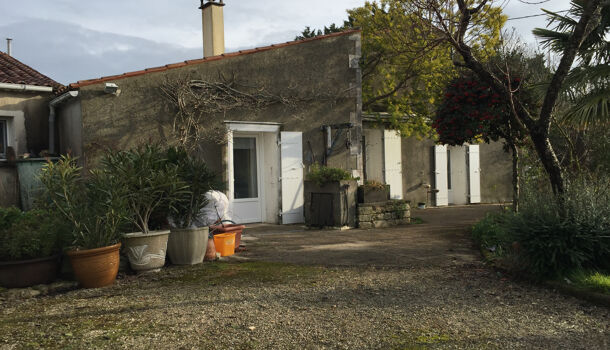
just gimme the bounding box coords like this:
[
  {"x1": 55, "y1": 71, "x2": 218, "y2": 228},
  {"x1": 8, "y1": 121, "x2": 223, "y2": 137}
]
[{"x1": 1, "y1": 261, "x2": 608, "y2": 349}]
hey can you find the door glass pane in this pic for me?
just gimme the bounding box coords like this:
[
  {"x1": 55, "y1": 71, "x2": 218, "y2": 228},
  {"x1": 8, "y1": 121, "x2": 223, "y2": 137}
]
[{"x1": 233, "y1": 137, "x2": 258, "y2": 199}]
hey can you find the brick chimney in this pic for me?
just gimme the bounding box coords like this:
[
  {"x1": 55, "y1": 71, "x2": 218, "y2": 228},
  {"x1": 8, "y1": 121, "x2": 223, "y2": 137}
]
[{"x1": 199, "y1": 0, "x2": 225, "y2": 57}]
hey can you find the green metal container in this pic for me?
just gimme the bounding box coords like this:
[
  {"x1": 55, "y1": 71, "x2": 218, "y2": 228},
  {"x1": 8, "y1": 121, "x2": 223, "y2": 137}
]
[{"x1": 16, "y1": 158, "x2": 52, "y2": 211}]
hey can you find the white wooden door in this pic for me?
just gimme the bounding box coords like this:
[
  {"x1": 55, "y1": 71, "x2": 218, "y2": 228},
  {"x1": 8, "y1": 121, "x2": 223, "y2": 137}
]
[
  {"x1": 434, "y1": 145, "x2": 449, "y2": 206},
  {"x1": 280, "y1": 132, "x2": 304, "y2": 224},
  {"x1": 468, "y1": 144, "x2": 481, "y2": 203},
  {"x1": 383, "y1": 129, "x2": 403, "y2": 199}
]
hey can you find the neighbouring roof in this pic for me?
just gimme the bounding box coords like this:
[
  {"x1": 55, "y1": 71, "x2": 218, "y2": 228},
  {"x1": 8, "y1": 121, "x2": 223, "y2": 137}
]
[
  {"x1": 0, "y1": 52, "x2": 62, "y2": 90},
  {"x1": 59, "y1": 29, "x2": 361, "y2": 93}
]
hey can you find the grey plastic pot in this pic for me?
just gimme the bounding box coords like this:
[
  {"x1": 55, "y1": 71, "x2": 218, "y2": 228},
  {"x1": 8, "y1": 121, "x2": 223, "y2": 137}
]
[
  {"x1": 167, "y1": 226, "x2": 209, "y2": 265},
  {"x1": 123, "y1": 230, "x2": 170, "y2": 273}
]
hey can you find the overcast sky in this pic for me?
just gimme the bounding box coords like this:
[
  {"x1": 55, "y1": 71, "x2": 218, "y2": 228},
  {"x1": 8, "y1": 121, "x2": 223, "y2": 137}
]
[{"x1": 0, "y1": 0, "x2": 571, "y2": 85}]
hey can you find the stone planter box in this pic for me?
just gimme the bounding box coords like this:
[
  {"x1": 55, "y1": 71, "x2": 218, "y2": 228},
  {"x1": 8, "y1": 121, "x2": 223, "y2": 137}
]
[
  {"x1": 304, "y1": 180, "x2": 358, "y2": 228},
  {"x1": 357, "y1": 185, "x2": 390, "y2": 203},
  {"x1": 357, "y1": 200, "x2": 411, "y2": 229}
]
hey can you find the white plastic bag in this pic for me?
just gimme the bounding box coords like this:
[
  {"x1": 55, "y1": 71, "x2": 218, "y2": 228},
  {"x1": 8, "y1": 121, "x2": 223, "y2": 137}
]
[{"x1": 194, "y1": 190, "x2": 231, "y2": 227}]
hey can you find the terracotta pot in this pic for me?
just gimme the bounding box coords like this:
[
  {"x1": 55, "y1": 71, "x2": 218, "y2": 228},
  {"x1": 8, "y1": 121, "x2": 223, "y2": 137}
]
[
  {"x1": 204, "y1": 238, "x2": 217, "y2": 261},
  {"x1": 168, "y1": 227, "x2": 209, "y2": 265},
  {"x1": 66, "y1": 243, "x2": 121, "y2": 288},
  {"x1": 0, "y1": 255, "x2": 60, "y2": 288},
  {"x1": 123, "y1": 230, "x2": 169, "y2": 273},
  {"x1": 210, "y1": 224, "x2": 246, "y2": 247}
]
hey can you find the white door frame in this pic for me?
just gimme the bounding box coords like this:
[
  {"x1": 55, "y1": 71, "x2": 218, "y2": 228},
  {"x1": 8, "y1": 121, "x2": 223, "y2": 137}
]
[{"x1": 226, "y1": 122, "x2": 281, "y2": 223}]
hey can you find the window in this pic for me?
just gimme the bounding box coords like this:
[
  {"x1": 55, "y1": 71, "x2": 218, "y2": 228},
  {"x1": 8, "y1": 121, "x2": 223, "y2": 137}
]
[{"x1": 0, "y1": 119, "x2": 7, "y2": 159}]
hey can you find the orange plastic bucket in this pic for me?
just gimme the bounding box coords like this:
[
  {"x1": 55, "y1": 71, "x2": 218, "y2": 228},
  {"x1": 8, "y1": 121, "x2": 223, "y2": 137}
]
[{"x1": 213, "y1": 233, "x2": 236, "y2": 257}]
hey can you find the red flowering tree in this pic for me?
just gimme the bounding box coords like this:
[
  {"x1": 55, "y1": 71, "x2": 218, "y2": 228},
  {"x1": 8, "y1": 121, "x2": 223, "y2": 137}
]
[
  {"x1": 434, "y1": 74, "x2": 524, "y2": 210},
  {"x1": 433, "y1": 76, "x2": 513, "y2": 145}
]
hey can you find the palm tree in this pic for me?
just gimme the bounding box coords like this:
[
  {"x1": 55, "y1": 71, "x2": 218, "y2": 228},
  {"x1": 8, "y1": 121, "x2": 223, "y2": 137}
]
[{"x1": 533, "y1": 0, "x2": 609, "y2": 126}]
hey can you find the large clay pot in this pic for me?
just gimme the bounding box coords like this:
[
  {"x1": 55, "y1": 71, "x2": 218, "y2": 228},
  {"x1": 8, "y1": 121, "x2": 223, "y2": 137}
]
[
  {"x1": 123, "y1": 230, "x2": 169, "y2": 273},
  {"x1": 168, "y1": 227, "x2": 209, "y2": 265},
  {"x1": 204, "y1": 238, "x2": 217, "y2": 261},
  {"x1": 0, "y1": 255, "x2": 60, "y2": 288},
  {"x1": 66, "y1": 243, "x2": 121, "y2": 288}
]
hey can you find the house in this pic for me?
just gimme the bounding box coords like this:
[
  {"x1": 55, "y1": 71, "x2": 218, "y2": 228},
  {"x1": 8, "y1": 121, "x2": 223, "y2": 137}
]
[
  {"x1": 0, "y1": 43, "x2": 63, "y2": 208},
  {"x1": 55, "y1": 1, "x2": 363, "y2": 225},
  {"x1": 362, "y1": 114, "x2": 512, "y2": 207},
  {"x1": 54, "y1": 1, "x2": 511, "y2": 224}
]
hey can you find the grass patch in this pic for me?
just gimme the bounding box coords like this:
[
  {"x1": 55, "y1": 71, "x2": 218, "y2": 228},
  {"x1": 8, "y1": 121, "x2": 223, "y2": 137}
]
[
  {"x1": 410, "y1": 217, "x2": 423, "y2": 225},
  {"x1": 566, "y1": 270, "x2": 610, "y2": 295}
]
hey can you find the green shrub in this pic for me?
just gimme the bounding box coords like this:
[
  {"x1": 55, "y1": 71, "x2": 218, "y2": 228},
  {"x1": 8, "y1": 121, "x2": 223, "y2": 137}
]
[
  {"x1": 0, "y1": 208, "x2": 69, "y2": 261},
  {"x1": 472, "y1": 176, "x2": 610, "y2": 278},
  {"x1": 166, "y1": 146, "x2": 224, "y2": 228},
  {"x1": 306, "y1": 164, "x2": 357, "y2": 185},
  {"x1": 471, "y1": 209, "x2": 515, "y2": 256},
  {"x1": 38, "y1": 155, "x2": 129, "y2": 249},
  {"x1": 100, "y1": 145, "x2": 187, "y2": 234}
]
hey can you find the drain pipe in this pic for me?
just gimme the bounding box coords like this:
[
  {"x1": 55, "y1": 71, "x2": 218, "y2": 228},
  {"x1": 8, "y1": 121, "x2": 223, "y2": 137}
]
[{"x1": 48, "y1": 91, "x2": 78, "y2": 155}]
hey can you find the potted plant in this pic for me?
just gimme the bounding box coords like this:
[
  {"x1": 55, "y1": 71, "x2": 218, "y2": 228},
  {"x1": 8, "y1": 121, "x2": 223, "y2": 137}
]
[
  {"x1": 102, "y1": 145, "x2": 186, "y2": 273},
  {"x1": 166, "y1": 147, "x2": 223, "y2": 265},
  {"x1": 357, "y1": 180, "x2": 390, "y2": 203},
  {"x1": 0, "y1": 207, "x2": 68, "y2": 288},
  {"x1": 39, "y1": 155, "x2": 128, "y2": 288},
  {"x1": 304, "y1": 164, "x2": 359, "y2": 228}
]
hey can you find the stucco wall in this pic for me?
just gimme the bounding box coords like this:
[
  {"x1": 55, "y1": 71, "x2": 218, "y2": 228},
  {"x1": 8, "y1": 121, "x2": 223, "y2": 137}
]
[
  {"x1": 479, "y1": 142, "x2": 512, "y2": 203},
  {"x1": 0, "y1": 91, "x2": 53, "y2": 156},
  {"x1": 57, "y1": 98, "x2": 83, "y2": 159},
  {"x1": 401, "y1": 136, "x2": 436, "y2": 205},
  {"x1": 72, "y1": 33, "x2": 363, "y2": 178},
  {"x1": 397, "y1": 135, "x2": 513, "y2": 205}
]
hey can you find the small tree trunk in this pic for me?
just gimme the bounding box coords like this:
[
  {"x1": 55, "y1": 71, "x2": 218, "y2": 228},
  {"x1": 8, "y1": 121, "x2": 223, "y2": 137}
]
[
  {"x1": 531, "y1": 132, "x2": 565, "y2": 196},
  {"x1": 510, "y1": 141, "x2": 520, "y2": 212}
]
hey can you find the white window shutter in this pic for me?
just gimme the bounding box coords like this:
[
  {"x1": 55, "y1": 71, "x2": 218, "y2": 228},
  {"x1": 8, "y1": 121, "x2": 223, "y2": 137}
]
[
  {"x1": 383, "y1": 129, "x2": 403, "y2": 199},
  {"x1": 468, "y1": 145, "x2": 481, "y2": 203},
  {"x1": 434, "y1": 145, "x2": 449, "y2": 206},
  {"x1": 280, "y1": 132, "x2": 304, "y2": 224}
]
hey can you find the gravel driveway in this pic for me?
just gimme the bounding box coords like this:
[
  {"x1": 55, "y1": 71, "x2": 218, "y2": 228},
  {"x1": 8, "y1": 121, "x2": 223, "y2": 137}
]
[{"x1": 1, "y1": 206, "x2": 608, "y2": 349}]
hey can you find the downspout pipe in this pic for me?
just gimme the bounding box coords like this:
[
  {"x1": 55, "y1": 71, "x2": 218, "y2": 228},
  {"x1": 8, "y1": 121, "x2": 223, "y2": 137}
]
[{"x1": 48, "y1": 91, "x2": 78, "y2": 155}]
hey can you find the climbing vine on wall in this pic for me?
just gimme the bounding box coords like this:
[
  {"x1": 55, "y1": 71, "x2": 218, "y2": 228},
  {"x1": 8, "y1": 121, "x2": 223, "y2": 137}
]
[{"x1": 160, "y1": 73, "x2": 351, "y2": 150}]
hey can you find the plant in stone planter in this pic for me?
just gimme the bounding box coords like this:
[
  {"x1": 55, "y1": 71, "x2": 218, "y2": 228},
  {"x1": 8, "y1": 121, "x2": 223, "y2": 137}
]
[
  {"x1": 306, "y1": 163, "x2": 357, "y2": 186},
  {"x1": 166, "y1": 146, "x2": 223, "y2": 265},
  {"x1": 305, "y1": 164, "x2": 359, "y2": 228},
  {"x1": 38, "y1": 155, "x2": 128, "y2": 288},
  {"x1": 357, "y1": 180, "x2": 390, "y2": 203},
  {"x1": 101, "y1": 145, "x2": 187, "y2": 273},
  {"x1": 0, "y1": 207, "x2": 69, "y2": 288}
]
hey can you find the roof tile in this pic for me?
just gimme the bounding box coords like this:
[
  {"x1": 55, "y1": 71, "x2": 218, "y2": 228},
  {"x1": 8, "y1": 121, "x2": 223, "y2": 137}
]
[{"x1": 0, "y1": 52, "x2": 62, "y2": 89}]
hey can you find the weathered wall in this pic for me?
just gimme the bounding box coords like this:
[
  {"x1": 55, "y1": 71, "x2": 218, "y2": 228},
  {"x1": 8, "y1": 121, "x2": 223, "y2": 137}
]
[
  {"x1": 369, "y1": 131, "x2": 511, "y2": 205},
  {"x1": 0, "y1": 91, "x2": 53, "y2": 155},
  {"x1": 73, "y1": 33, "x2": 363, "y2": 179},
  {"x1": 401, "y1": 136, "x2": 437, "y2": 205},
  {"x1": 57, "y1": 98, "x2": 83, "y2": 159},
  {"x1": 479, "y1": 142, "x2": 512, "y2": 203},
  {"x1": 400, "y1": 137, "x2": 512, "y2": 205}
]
